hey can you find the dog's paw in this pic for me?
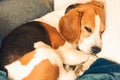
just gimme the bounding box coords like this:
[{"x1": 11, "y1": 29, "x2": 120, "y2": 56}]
[
  {"x1": 34, "y1": 41, "x2": 50, "y2": 49},
  {"x1": 60, "y1": 70, "x2": 77, "y2": 80},
  {"x1": 82, "y1": 55, "x2": 97, "y2": 70},
  {"x1": 75, "y1": 55, "x2": 97, "y2": 77},
  {"x1": 66, "y1": 70, "x2": 77, "y2": 80},
  {"x1": 75, "y1": 64, "x2": 84, "y2": 77}
]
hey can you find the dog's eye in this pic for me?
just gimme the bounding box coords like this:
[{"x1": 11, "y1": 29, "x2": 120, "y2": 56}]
[{"x1": 84, "y1": 26, "x2": 92, "y2": 33}]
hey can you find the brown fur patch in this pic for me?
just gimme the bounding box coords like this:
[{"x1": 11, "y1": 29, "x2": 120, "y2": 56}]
[
  {"x1": 41, "y1": 22, "x2": 65, "y2": 49},
  {"x1": 23, "y1": 59, "x2": 59, "y2": 80},
  {"x1": 59, "y1": 9, "x2": 82, "y2": 43},
  {"x1": 19, "y1": 50, "x2": 36, "y2": 65}
]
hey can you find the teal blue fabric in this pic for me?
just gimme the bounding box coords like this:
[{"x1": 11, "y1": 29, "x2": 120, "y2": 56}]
[
  {"x1": 77, "y1": 58, "x2": 120, "y2": 80},
  {"x1": 77, "y1": 73, "x2": 120, "y2": 80},
  {"x1": 0, "y1": 71, "x2": 9, "y2": 80}
]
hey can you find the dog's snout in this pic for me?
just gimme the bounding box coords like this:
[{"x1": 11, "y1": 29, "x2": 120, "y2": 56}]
[{"x1": 91, "y1": 46, "x2": 101, "y2": 54}]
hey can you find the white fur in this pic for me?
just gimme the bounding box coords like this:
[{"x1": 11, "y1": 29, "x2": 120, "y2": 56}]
[
  {"x1": 76, "y1": 55, "x2": 97, "y2": 76},
  {"x1": 79, "y1": 15, "x2": 102, "y2": 54},
  {"x1": 56, "y1": 42, "x2": 91, "y2": 65},
  {"x1": 5, "y1": 42, "x2": 77, "y2": 80}
]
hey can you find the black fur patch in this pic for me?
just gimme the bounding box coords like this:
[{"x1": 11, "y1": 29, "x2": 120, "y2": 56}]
[
  {"x1": 0, "y1": 21, "x2": 51, "y2": 65},
  {"x1": 65, "y1": 3, "x2": 80, "y2": 14}
]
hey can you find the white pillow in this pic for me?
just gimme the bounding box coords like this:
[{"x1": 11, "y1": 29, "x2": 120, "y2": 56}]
[
  {"x1": 98, "y1": 0, "x2": 120, "y2": 64},
  {"x1": 54, "y1": 0, "x2": 91, "y2": 10}
]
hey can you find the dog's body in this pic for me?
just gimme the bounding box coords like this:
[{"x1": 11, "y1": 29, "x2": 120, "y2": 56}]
[{"x1": 0, "y1": 1, "x2": 105, "y2": 80}]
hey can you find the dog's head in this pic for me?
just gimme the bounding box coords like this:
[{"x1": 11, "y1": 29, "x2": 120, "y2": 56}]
[{"x1": 59, "y1": 1, "x2": 105, "y2": 54}]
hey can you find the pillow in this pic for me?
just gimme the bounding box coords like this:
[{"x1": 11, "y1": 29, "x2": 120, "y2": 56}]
[
  {"x1": 98, "y1": 0, "x2": 120, "y2": 63},
  {"x1": 54, "y1": 0, "x2": 91, "y2": 10},
  {"x1": 0, "y1": 0, "x2": 54, "y2": 39}
]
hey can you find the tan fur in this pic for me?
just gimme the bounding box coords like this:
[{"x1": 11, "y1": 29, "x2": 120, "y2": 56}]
[
  {"x1": 59, "y1": 10, "x2": 82, "y2": 43},
  {"x1": 19, "y1": 50, "x2": 36, "y2": 65},
  {"x1": 92, "y1": 3, "x2": 105, "y2": 35},
  {"x1": 23, "y1": 59, "x2": 59, "y2": 80},
  {"x1": 41, "y1": 22, "x2": 65, "y2": 49}
]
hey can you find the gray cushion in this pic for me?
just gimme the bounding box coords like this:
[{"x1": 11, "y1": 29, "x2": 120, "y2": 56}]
[{"x1": 0, "y1": 0, "x2": 54, "y2": 39}]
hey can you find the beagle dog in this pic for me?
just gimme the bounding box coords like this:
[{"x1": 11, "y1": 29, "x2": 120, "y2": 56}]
[{"x1": 0, "y1": 1, "x2": 105, "y2": 80}]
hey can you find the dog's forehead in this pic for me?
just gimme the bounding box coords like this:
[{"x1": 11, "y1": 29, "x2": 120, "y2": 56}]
[
  {"x1": 81, "y1": 15, "x2": 95, "y2": 30},
  {"x1": 78, "y1": 4, "x2": 103, "y2": 31},
  {"x1": 65, "y1": 3, "x2": 97, "y2": 28},
  {"x1": 81, "y1": 7, "x2": 96, "y2": 29}
]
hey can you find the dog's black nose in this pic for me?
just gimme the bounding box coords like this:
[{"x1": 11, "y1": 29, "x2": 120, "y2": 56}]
[{"x1": 91, "y1": 46, "x2": 101, "y2": 54}]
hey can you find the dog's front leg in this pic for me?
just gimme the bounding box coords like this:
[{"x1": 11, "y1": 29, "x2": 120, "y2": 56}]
[
  {"x1": 56, "y1": 45, "x2": 97, "y2": 76},
  {"x1": 56, "y1": 46, "x2": 93, "y2": 65}
]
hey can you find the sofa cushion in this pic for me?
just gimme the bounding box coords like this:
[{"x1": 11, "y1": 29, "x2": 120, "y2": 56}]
[{"x1": 0, "y1": 0, "x2": 54, "y2": 40}]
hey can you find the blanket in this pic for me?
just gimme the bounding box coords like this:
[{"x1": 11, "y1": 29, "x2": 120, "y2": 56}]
[{"x1": 77, "y1": 58, "x2": 120, "y2": 80}]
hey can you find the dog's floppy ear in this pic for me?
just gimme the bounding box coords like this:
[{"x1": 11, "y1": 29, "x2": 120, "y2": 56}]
[{"x1": 59, "y1": 9, "x2": 83, "y2": 43}]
